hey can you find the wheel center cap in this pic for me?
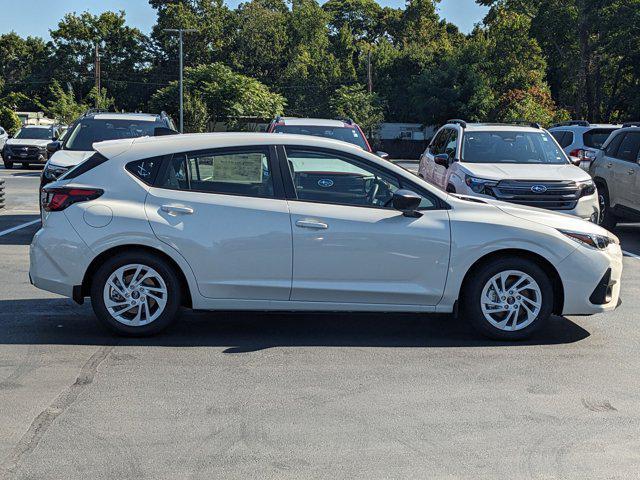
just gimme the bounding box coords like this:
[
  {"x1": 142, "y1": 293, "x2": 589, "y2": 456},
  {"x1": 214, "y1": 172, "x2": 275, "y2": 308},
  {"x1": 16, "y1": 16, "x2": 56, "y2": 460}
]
[
  {"x1": 131, "y1": 291, "x2": 140, "y2": 299},
  {"x1": 507, "y1": 296, "x2": 515, "y2": 305}
]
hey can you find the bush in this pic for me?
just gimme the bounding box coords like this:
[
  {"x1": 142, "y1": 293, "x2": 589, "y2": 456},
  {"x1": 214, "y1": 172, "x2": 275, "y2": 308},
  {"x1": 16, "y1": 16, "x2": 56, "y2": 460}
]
[{"x1": 0, "y1": 108, "x2": 22, "y2": 136}]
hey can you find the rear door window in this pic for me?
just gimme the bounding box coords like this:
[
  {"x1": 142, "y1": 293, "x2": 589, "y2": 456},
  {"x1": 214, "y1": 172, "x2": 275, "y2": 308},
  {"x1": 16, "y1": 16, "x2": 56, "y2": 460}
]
[
  {"x1": 158, "y1": 148, "x2": 275, "y2": 198},
  {"x1": 616, "y1": 132, "x2": 640, "y2": 162}
]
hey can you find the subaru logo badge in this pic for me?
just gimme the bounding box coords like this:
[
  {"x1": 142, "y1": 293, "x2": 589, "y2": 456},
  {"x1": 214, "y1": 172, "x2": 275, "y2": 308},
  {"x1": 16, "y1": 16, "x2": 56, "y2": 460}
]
[
  {"x1": 531, "y1": 185, "x2": 547, "y2": 193},
  {"x1": 318, "y1": 179, "x2": 334, "y2": 188}
]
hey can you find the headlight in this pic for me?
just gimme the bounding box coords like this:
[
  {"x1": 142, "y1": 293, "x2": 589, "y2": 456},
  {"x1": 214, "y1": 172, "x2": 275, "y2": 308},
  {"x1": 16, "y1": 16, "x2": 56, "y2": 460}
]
[
  {"x1": 559, "y1": 229, "x2": 619, "y2": 250},
  {"x1": 43, "y1": 164, "x2": 69, "y2": 180},
  {"x1": 577, "y1": 179, "x2": 596, "y2": 197},
  {"x1": 464, "y1": 175, "x2": 498, "y2": 194}
]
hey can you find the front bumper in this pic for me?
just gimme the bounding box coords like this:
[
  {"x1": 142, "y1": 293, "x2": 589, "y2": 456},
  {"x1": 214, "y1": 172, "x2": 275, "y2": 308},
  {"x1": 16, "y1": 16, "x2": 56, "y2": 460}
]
[{"x1": 558, "y1": 242, "x2": 623, "y2": 315}]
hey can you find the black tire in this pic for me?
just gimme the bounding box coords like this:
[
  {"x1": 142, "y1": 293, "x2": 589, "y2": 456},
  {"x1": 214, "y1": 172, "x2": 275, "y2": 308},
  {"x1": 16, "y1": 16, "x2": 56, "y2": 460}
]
[
  {"x1": 462, "y1": 257, "x2": 554, "y2": 341},
  {"x1": 20, "y1": 163, "x2": 29, "y2": 169},
  {"x1": 597, "y1": 184, "x2": 618, "y2": 231},
  {"x1": 90, "y1": 251, "x2": 182, "y2": 336},
  {"x1": 3, "y1": 160, "x2": 13, "y2": 169},
  {"x1": 446, "y1": 184, "x2": 456, "y2": 193}
]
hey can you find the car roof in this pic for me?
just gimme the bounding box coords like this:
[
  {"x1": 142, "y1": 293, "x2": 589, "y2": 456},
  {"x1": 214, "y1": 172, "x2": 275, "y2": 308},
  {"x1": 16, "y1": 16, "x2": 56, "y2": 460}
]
[
  {"x1": 22, "y1": 125, "x2": 53, "y2": 129},
  {"x1": 88, "y1": 113, "x2": 161, "y2": 122},
  {"x1": 457, "y1": 124, "x2": 543, "y2": 133},
  {"x1": 549, "y1": 124, "x2": 621, "y2": 131},
  {"x1": 276, "y1": 117, "x2": 351, "y2": 128},
  {"x1": 93, "y1": 132, "x2": 374, "y2": 165}
]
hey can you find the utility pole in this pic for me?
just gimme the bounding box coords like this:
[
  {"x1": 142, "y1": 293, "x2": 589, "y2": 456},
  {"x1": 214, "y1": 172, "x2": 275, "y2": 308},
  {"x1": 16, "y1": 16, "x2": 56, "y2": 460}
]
[
  {"x1": 94, "y1": 44, "x2": 101, "y2": 108},
  {"x1": 163, "y1": 28, "x2": 197, "y2": 133},
  {"x1": 367, "y1": 49, "x2": 372, "y2": 94}
]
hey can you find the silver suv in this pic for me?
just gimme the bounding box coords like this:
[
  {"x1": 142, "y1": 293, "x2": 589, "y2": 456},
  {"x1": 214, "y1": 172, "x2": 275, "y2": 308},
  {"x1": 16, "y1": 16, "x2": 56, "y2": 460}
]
[
  {"x1": 589, "y1": 123, "x2": 640, "y2": 229},
  {"x1": 549, "y1": 121, "x2": 620, "y2": 170}
]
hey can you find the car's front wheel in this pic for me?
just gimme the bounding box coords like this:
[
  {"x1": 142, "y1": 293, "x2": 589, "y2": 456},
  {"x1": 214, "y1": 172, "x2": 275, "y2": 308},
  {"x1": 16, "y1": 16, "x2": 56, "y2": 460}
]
[
  {"x1": 3, "y1": 160, "x2": 13, "y2": 169},
  {"x1": 463, "y1": 257, "x2": 553, "y2": 340},
  {"x1": 91, "y1": 251, "x2": 182, "y2": 336}
]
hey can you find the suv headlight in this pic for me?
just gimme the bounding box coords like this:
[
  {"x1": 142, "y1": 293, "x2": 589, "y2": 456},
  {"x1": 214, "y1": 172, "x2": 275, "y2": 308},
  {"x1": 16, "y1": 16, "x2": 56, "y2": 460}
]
[
  {"x1": 577, "y1": 179, "x2": 596, "y2": 197},
  {"x1": 464, "y1": 175, "x2": 498, "y2": 194},
  {"x1": 559, "y1": 229, "x2": 619, "y2": 250}
]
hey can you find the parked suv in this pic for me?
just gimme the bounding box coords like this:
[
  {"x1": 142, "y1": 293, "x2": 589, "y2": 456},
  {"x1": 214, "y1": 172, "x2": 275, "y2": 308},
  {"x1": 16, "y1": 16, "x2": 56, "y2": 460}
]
[
  {"x1": 2, "y1": 125, "x2": 62, "y2": 169},
  {"x1": 41, "y1": 111, "x2": 176, "y2": 188},
  {"x1": 418, "y1": 120, "x2": 599, "y2": 221},
  {"x1": 0, "y1": 126, "x2": 8, "y2": 151},
  {"x1": 549, "y1": 121, "x2": 620, "y2": 170},
  {"x1": 589, "y1": 122, "x2": 640, "y2": 229},
  {"x1": 268, "y1": 116, "x2": 388, "y2": 158},
  {"x1": 31, "y1": 133, "x2": 621, "y2": 340}
]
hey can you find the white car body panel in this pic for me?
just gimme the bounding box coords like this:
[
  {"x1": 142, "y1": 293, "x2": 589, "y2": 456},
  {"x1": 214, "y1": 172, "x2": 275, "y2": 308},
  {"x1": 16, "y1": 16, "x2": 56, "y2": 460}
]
[
  {"x1": 47, "y1": 149, "x2": 97, "y2": 168},
  {"x1": 30, "y1": 133, "x2": 622, "y2": 319}
]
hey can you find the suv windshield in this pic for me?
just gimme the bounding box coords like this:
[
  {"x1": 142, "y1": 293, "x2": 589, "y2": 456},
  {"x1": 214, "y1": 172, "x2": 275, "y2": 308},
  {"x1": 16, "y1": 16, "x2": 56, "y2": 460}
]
[
  {"x1": 14, "y1": 128, "x2": 53, "y2": 140},
  {"x1": 273, "y1": 125, "x2": 369, "y2": 150},
  {"x1": 462, "y1": 131, "x2": 568, "y2": 165},
  {"x1": 63, "y1": 118, "x2": 163, "y2": 151}
]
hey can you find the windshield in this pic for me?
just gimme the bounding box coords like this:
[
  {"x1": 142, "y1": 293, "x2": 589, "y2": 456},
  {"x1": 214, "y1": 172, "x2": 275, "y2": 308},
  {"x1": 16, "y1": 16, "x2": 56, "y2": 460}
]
[
  {"x1": 14, "y1": 128, "x2": 52, "y2": 140},
  {"x1": 63, "y1": 118, "x2": 163, "y2": 151},
  {"x1": 462, "y1": 131, "x2": 569, "y2": 165},
  {"x1": 273, "y1": 125, "x2": 369, "y2": 151}
]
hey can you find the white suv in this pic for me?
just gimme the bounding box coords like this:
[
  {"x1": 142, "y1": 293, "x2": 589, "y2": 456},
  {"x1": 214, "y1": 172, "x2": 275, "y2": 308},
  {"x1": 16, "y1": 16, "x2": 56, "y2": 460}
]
[
  {"x1": 418, "y1": 120, "x2": 600, "y2": 221},
  {"x1": 31, "y1": 133, "x2": 622, "y2": 340},
  {"x1": 548, "y1": 121, "x2": 620, "y2": 170}
]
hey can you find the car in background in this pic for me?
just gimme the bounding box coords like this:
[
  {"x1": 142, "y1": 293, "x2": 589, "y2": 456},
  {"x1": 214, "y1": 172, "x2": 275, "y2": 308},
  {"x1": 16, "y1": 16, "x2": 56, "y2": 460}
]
[
  {"x1": 589, "y1": 122, "x2": 640, "y2": 229},
  {"x1": 0, "y1": 126, "x2": 8, "y2": 151},
  {"x1": 549, "y1": 121, "x2": 621, "y2": 170},
  {"x1": 2, "y1": 125, "x2": 62, "y2": 169},
  {"x1": 41, "y1": 111, "x2": 177, "y2": 188},
  {"x1": 418, "y1": 120, "x2": 599, "y2": 222},
  {"x1": 268, "y1": 116, "x2": 389, "y2": 159},
  {"x1": 31, "y1": 132, "x2": 621, "y2": 340}
]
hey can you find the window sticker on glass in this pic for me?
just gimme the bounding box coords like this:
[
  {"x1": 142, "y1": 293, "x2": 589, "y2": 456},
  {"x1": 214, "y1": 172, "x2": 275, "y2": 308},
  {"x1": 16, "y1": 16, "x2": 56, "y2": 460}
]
[{"x1": 212, "y1": 154, "x2": 264, "y2": 183}]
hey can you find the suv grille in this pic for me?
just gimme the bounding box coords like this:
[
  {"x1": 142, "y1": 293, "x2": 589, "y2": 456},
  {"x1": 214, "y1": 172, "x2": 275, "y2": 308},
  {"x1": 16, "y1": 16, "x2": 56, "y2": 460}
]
[{"x1": 488, "y1": 180, "x2": 580, "y2": 211}]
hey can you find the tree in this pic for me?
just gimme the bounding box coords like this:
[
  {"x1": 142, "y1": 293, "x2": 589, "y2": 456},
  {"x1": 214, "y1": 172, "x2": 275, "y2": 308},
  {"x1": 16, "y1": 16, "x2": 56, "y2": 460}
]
[
  {"x1": 495, "y1": 86, "x2": 569, "y2": 126},
  {"x1": 149, "y1": 63, "x2": 285, "y2": 128},
  {"x1": 45, "y1": 80, "x2": 87, "y2": 124},
  {"x1": 0, "y1": 107, "x2": 22, "y2": 136},
  {"x1": 329, "y1": 84, "x2": 384, "y2": 133}
]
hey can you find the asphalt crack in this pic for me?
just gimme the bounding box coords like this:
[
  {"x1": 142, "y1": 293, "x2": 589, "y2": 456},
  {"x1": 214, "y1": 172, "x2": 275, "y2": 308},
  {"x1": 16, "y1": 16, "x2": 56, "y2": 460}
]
[{"x1": 0, "y1": 344, "x2": 116, "y2": 478}]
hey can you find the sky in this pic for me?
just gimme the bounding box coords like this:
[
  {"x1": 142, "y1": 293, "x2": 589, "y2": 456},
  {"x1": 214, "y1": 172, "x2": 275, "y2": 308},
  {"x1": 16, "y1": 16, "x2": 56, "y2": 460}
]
[{"x1": 0, "y1": 0, "x2": 488, "y2": 40}]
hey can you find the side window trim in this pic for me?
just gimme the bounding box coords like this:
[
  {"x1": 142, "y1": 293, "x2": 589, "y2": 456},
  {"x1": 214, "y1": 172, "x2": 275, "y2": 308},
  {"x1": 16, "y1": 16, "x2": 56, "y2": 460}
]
[
  {"x1": 277, "y1": 144, "x2": 447, "y2": 211},
  {"x1": 154, "y1": 145, "x2": 285, "y2": 200}
]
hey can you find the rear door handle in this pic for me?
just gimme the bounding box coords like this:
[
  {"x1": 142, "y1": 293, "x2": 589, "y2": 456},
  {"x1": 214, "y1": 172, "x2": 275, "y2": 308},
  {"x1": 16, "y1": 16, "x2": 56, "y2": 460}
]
[
  {"x1": 628, "y1": 169, "x2": 636, "y2": 175},
  {"x1": 295, "y1": 219, "x2": 328, "y2": 230},
  {"x1": 606, "y1": 163, "x2": 613, "y2": 168},
  {"x1": 161, "y1": 204, "x2": 194, "y2": 215}
]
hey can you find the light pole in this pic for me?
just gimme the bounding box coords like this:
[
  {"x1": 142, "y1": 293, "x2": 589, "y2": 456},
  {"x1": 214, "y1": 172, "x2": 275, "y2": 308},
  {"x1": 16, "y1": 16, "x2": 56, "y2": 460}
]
[{"x1": 163, "y1": 28, "x2": 197, "y2": 133}]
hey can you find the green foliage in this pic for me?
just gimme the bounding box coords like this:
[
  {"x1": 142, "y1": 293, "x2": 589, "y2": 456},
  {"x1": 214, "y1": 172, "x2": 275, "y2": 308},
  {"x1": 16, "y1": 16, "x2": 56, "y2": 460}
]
[
  {"x1": 45, "y1": 80, "x2": 88, "y2": 124},
  {"x1": 86, "y1": 87, "x2": 116, "y2": 111},
  {"x1": 150, "y1": 63, "x2": 285, "y2": 128},
  {"x1": 0, "y1": 107, "x2": 22, "y2": 135},
  {"x1": 495, "y1": 87, "x2": 569, "y2": 126},
  {"x1": 329, "y1": 84, "x2": 384, "y2": 133}
]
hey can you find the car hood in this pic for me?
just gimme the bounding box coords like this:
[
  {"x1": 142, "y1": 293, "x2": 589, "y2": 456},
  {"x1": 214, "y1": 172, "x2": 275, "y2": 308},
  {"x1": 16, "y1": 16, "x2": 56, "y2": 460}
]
[
  {"x1": 459, "y1": 162, "x2": 591, "y2": 182},
  {"x1": 6, "y1": 139, "x2": 50, "y2": 148},
  {"x1": 47, "y1": 149, "x2": 94, "y2": 168}
]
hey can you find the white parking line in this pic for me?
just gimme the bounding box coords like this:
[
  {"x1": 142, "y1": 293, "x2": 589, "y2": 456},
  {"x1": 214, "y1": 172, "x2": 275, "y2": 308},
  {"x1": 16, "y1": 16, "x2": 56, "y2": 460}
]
[
  {"x1": 622, "y1": 250, "x2": 640, "y2": 260},
  {"x1": 0, "y1": 219, "x2": 40, "y2": 237}
]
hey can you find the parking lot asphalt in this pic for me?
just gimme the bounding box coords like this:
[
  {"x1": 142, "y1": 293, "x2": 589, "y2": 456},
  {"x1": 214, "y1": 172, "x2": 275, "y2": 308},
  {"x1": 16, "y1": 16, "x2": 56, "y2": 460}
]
[{"x1": 1, "y1": 165, "x2": 640, "y2": 479}]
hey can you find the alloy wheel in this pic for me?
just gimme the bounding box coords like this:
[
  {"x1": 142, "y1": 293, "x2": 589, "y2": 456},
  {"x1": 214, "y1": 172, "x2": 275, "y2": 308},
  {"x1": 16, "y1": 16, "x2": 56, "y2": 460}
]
[
  {"x1": 103, "y1": 264, "x2": 168, "y2": 326},
  {"x1": 480, "y1": 270, "x2": 542, "y2": 332}
]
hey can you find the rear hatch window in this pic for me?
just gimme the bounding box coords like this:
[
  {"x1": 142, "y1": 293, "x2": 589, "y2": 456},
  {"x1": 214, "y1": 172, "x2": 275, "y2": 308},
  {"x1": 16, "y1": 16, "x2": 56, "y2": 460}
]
[{"x1": 584, "y1": 128, "x2": 617, "y2": 148}]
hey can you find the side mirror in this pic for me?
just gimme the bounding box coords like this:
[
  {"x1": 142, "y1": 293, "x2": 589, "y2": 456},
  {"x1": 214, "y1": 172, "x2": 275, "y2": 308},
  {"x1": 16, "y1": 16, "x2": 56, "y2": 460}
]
[
  {"x1": 52, "y1": 136, "x2": 58, "y2": 141},
  {"x1": 392, "y1": 189, "x2": 423, "y2": 218},
  {"x1": 434, "y1": 153, "x2": 450, "y2": 168},
  {"x1": 46, "y1": 141, "x2": 61, "y2": 154},
  {"x1": 376, "y1": 151, "x2": 390, "y2": 160},
  {"x1": 154, "y1": 127, "x2": 180, "y2": 136}
]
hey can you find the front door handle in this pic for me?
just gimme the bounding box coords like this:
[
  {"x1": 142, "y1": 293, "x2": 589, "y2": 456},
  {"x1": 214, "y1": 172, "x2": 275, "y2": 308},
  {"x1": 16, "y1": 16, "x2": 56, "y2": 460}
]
[
  {"x1": 606, "y1": 162, "x2": 613, "y2": 168},
  {"x1": 295, "y1": 219, "x2": 328, "y2": 230},
  {"x1": 628, "y1": 169, "x2": 636, "y2": 175},
  {"x1": 161, "y1": 204, "x2": 194, "y2": 215}
]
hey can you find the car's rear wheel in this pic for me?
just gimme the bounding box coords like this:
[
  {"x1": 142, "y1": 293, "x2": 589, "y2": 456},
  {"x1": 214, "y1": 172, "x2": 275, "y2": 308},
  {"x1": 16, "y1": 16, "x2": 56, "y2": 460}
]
[
  {"x1": 463, "y1": 257, "x2": 553, "y2": 340},
  {"x1": 597, "y1": 185, "x2": 618, "y2": 231},
  {"x1": 91, "y1": 252, "x2": 182, "y2": 336}
]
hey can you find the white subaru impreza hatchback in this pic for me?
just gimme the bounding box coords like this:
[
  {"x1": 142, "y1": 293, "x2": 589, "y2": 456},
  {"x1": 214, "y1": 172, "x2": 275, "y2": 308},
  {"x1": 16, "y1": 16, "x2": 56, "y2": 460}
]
[{"x1": 30, "y1": 133, "x2": 622, "y2": 339}]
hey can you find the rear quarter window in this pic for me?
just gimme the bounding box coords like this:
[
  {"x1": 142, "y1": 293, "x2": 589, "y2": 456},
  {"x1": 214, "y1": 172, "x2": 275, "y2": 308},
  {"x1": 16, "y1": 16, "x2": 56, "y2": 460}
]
[
  {"x1": 583, "y1": 128, "x2": 617, "y2": 149},
  {"x1": 125, "y1": 156, "x2": 166, "y2": 185},
  {"x1": 63, "y1": 153, "x2": 109, "y2": 180}
]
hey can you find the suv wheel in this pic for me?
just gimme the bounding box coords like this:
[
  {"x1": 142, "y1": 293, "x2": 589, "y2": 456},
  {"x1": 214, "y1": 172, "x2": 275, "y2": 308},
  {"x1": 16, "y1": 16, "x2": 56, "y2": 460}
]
[
  {"x1": 596, "y1": 183, "x2": 618, "y2": 231},
  {"x1": 463, "y1": 257, "x2": 553, "y2": 340},
  {"x1": 4, "y1": 160, "x2": 13, "y2": 169},
  {"x1": 91, "y1": 252, "x2": 182, "y2": 336}
]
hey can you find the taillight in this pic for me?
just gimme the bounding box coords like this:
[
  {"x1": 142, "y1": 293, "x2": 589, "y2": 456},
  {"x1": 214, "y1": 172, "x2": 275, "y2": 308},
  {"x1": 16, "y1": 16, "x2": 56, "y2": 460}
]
[
  {"x1": 41, "y1": 187, "x2": 103, "y2": 212},
  {"x1": 569, "y1": 148, "x2": 596, "y2": 160}
]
